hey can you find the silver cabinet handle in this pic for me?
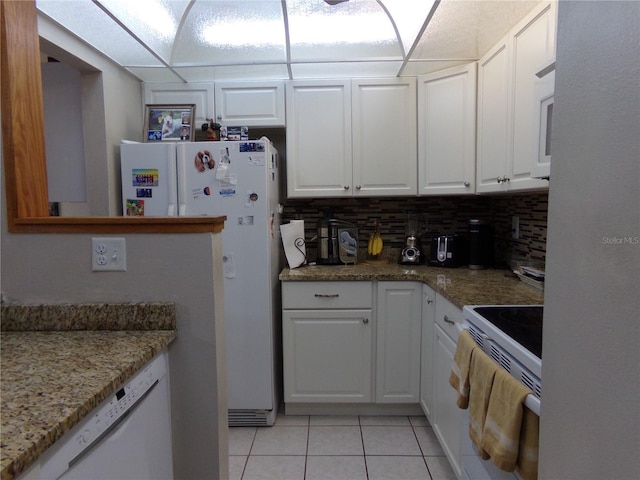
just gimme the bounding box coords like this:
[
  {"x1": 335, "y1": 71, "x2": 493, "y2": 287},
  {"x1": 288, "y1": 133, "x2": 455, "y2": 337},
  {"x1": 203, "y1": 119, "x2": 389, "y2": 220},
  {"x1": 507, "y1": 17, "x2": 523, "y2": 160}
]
[
  {"x1": 356, "y1": 185, "x2": 362, "y2": 190},
  {"x1": 463, "y1": 181, "x2": 470, "y2": 187},
  {"x1": 497, "y1": 176, "x2": 503, "y2": 183},
  {"x1": 344, "y1": 185, "x2": 350, "y2": 190},
  {"x1": 363, "y1": 318, "x2": 369, "y2": 324},
  {"x1": 443, "y1": 314, "x2": 455, "y2": 325},
  {"x1": 426, "y1": 298, "x2": 433, "y2": 304},
  {"x1": 314, "y1": 294, "x2": 339, "y2": 298}
]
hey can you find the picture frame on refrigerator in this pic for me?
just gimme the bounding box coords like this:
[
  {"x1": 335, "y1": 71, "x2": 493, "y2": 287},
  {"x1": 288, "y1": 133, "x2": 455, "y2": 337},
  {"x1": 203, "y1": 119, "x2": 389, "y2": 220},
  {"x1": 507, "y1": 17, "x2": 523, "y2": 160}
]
[{"x1": 144, "y1": 104, "x2": 196, "y2": 142}]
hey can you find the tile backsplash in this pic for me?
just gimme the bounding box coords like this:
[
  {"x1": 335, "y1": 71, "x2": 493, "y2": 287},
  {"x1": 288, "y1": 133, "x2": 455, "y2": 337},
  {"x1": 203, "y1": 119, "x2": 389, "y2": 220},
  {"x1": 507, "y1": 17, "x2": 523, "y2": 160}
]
[{"x1": 281, "y1": 192, "x2": 548, "y2": 268}]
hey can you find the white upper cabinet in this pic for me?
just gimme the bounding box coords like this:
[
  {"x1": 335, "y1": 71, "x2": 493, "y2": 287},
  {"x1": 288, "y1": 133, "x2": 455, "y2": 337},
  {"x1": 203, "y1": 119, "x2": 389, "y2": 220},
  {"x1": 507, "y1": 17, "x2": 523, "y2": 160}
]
[
  {"x1": 214, "y1": 82, "x2": 285, "y2": 127},
  {"x1": 143, "y1": 82, "x2": 215, "y2": 124},
  {"x1": 286, "y1": 78, "x2": 417, "y2": 198},
  {"x1": 510, "y1": 1, "x2": 557, "y2": 190},
  {"x1": 418, "y1": 63, "x2": 476, "y2": 195},
  {"x1": 476, "y1": 1, "x2": 557, "y2": 193},
  {"x1": 352, "y1": 78, "x2": 418, "y2": 197},
  {"x1": 476, "y1": 41, "x2": 511, "y2": 193},
  {"x1": 286, "y1": 80, "x2": 353, "y2": 198}
]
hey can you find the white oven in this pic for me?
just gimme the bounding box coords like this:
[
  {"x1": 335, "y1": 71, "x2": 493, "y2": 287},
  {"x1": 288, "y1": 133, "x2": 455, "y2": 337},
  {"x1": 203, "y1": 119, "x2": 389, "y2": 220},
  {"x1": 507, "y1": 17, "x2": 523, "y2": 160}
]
[{"x1": 460, "y1": 306, "x2": 542, "y2": 480}]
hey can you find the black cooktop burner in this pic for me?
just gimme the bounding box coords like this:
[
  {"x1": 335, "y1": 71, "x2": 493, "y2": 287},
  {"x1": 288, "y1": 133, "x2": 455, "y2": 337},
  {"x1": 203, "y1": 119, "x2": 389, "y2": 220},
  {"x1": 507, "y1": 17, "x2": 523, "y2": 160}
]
[{"x1": 473, "y1": 306, "x2": 543, "y2": 359}]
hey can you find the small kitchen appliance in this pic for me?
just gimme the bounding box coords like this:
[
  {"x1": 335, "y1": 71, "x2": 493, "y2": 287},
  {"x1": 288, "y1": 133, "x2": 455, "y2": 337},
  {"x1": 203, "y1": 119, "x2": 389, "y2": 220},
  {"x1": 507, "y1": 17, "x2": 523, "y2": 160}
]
[
  {"x1": 399, "y1": 235, "x2": 424, "y2": 265},
  {"x1": 429, "y1": 234, "x2": 466, "y2": 267},
  {"x1": 316, "y1": 213, "x2": 358, "y2": 265},
  {"x1": 468, "y1": 219, "x2": 494, "y2": 269},
  {"x1": 399, "y1": 211, "x2": 426, "y2": 265}
]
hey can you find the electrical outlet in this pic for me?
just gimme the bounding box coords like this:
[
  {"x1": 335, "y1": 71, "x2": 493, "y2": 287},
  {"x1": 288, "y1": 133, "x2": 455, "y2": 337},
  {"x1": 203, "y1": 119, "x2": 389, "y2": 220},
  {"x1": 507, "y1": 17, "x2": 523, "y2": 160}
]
[
  {"x1": 511, "y1": 216, "x2": 520, "y2": 240},
  {"x1": 92, "y1": 237, "x2": 127, "y2": 271}
]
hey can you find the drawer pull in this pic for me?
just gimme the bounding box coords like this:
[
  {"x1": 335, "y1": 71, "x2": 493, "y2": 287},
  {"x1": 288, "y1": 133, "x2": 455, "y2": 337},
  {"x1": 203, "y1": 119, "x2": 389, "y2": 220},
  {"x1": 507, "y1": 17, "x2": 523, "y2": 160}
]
[
  {"x1": 314, "y1": 294, "x2": 339, "y2": 298},
  {"x1": 443, "y1": 314, "x2": 455, "y2": 325},
  {"x1": 363, "y1": 318, "x2": 369, "y2": 324}
]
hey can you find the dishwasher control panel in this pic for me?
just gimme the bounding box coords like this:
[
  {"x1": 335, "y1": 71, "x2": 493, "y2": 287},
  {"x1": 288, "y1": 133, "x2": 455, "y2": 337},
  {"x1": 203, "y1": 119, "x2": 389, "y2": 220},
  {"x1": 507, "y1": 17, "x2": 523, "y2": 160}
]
[{"x1": 39, "y1": 352, "x2": 168, "y2": 478}]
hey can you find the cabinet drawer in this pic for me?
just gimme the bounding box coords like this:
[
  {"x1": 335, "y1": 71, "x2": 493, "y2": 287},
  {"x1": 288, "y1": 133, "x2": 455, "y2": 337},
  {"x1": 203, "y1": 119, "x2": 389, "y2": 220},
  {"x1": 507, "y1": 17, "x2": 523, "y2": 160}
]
[
  {"x1": 282, "y1": 281, "x2": 372, "y2": 309},
  {"x1": 435, "y1": 295, "x2": 464, "y2": 342}
]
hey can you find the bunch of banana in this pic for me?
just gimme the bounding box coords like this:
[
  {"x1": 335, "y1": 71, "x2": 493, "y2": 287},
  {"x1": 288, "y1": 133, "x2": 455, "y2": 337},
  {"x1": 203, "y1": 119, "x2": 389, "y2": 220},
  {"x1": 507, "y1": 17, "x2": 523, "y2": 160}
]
[{"x1": 367, "y1": 221, "x2": 384, "y2": 257}]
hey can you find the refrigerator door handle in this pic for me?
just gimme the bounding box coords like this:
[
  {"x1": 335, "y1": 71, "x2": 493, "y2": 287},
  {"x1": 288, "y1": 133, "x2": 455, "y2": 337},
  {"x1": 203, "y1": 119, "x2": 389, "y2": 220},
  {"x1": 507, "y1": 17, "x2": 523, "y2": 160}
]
[
  {"x1": 176, "y1": 143, "x2": 187, "y2": 216},
  {"x1": 169, "y1": 146, "x2": 178, "y2": 216}
]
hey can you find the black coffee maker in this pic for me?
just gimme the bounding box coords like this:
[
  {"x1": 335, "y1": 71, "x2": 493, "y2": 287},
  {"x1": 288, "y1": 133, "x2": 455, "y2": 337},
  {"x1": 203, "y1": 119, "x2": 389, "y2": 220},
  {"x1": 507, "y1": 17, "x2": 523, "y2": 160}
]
[{"x1": 468, "y1": 219, "x2": 494, "y2": 269}]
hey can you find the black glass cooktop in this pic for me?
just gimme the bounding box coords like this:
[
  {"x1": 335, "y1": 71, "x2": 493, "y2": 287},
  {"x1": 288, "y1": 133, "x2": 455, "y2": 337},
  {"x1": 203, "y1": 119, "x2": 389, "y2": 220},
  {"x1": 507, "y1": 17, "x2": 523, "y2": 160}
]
[{"x1": 473, "y1": 306, "x2": 543, "y2": 359}]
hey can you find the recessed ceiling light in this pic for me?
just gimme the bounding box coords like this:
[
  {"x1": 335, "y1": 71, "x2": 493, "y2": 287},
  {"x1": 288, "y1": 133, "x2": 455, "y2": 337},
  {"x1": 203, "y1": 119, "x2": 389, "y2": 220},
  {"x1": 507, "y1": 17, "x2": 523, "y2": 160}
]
[{"x1": 324, "y1": 0, "x2": 349, "y2": 5}]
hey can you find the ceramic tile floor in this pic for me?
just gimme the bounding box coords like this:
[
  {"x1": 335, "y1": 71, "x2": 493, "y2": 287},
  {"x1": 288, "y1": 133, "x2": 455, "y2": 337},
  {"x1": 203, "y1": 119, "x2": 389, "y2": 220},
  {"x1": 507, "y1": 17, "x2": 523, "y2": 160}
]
[{"x1": 228, "y1": 414, "x2": 457, "y2": 480}]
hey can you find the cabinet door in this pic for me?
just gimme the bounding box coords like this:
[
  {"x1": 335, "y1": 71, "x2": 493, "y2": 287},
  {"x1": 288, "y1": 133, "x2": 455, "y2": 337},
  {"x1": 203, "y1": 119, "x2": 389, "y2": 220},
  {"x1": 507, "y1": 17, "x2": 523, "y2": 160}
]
[
  {"x1": 286, "y1": 80, "x2": 352, "y2": 198},
  {"x1": 352, "y1": 78, "x2": 417, "y2": 196},
  {"x1": 509, "y1": 1, "x2": 556, "y2": 191},
  {"x1": 143, "y1": 82, "x2": 214, "y2": 124},
  {"x1": 418, "y1": 63, "x2": 476, "y2": 195},
  {"x1": 420, "y1": 284, "x2": 436, "y2": 419},
  {"x1": 432, "y1": 323, "x2": 462, "y2": 479},
  {"x1": 375, "y1": 282, "x2": 422, "y2": 403},
  {"x1": 214, "y1": 82, "x2": 285, "y2": 127},
  {"x1": 283, "y1": 309, "x2": 372, "y2": 403},
  {"x1": 476, "y1": 40, "x2": 511, "y2": 193}
]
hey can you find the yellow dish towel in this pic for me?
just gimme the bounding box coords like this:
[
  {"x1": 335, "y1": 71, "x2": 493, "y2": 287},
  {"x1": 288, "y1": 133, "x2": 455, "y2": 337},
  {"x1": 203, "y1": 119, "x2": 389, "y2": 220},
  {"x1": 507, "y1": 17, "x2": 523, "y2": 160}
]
[
  {"x1": 449, "y1": 330, "x2": 477, "y2": 408},
  {"x1": 516, "y1": 407, "x2": 540, "y2": 480},
  {"x1": 480, "y1": 368, "x2": 532, "y2": 472},
  {"x1": 468, "y1": 347, "x2": 498, "y2": 459}
]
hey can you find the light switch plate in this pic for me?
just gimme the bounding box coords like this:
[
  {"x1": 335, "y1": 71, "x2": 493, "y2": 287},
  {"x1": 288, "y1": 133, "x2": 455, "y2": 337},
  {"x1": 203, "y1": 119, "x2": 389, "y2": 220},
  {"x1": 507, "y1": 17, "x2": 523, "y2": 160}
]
[{"x1": 92, "y1": 237, "x2": 127, "y2": 271}]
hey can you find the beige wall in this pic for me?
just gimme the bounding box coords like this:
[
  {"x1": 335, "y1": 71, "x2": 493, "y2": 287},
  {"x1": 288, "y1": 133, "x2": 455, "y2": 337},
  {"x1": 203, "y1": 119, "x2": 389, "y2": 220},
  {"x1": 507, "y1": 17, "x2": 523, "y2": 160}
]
[{"x1": 38, "y1": 14, "x2": 143, "y2": 216}]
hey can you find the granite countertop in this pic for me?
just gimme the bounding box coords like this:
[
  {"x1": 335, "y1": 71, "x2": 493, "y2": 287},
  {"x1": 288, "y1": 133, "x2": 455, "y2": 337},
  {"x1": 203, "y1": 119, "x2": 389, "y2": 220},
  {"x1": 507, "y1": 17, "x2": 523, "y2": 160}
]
[
  {"x1": 279, "y1": 263, "x2": 544, "y2": 307},
  {"x1": 0, "y1": 303, "x2": 177, "y2": 480}
]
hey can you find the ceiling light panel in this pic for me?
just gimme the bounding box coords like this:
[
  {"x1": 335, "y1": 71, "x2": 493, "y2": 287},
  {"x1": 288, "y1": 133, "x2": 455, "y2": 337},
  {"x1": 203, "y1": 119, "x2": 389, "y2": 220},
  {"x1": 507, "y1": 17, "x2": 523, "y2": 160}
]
[
  {"x1": 171, "y1": 1, "x2": 287, "y2": 66},
  {"x1": 96, "y1": 0, "x2": 190, "y2": 63},
  {"x1": 36, "y1": 0, "x2": 163, "y2": 66},
  {"x1": 286, "y1": 0, "x2": 401, "y2": 62}
]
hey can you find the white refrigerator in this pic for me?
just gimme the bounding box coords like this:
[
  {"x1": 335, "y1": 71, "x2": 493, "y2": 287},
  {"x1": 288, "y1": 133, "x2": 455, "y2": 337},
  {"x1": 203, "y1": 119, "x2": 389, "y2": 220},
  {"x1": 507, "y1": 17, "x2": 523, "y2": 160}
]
[{"x1": 121, "y1": 138, "x2": 282, "y2": 426}]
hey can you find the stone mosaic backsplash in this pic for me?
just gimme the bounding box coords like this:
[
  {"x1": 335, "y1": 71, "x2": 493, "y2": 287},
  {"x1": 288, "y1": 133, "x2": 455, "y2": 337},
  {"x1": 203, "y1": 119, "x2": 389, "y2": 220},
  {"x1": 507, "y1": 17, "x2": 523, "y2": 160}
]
[{"x1": 281, "y1": 192, "x2": 548, "y2": 268}]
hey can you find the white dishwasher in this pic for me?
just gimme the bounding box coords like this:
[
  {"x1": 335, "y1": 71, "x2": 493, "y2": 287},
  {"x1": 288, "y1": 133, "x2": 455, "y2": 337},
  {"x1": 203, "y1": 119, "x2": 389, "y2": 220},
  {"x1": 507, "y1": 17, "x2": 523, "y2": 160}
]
[{"x1": 39, "y1": 351, "x2": 173, "y2": 480}]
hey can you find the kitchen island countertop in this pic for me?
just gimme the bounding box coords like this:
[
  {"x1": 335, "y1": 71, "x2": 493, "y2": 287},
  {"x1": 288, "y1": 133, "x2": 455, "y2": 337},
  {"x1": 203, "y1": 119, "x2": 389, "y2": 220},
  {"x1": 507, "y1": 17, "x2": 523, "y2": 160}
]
[
  {"x1": 0, "y1": 303, "x2": 177, "y2": 480},
  {"x1": 280, "y1": 263, "x2": 544, "y2": 307}
]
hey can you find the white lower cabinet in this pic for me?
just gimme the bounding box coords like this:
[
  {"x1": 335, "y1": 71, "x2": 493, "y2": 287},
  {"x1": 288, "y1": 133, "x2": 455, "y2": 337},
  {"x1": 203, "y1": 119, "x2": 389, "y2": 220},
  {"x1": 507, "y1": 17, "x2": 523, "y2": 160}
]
[
  {"x1": 282, "y1": 280, "x2": 422, "y2": 406},
  {"x1": 282, "y1": 280, "x2": 465, "y2": 476},
  {"x1": 282, "y1": 309, "x2": 373, "y2": 403},
  {"x1": 376, "y1": 282, "x2": 422, "y2": 403},
  {"x1": 431, "y1": 295, "x2": 464, "y2": 479},
  {"x1": 419, "y1": 284, "x2": 436, "y2": 419},
  {"x1": 282, "y1": 281, "x2": 373, "y2": 403}
]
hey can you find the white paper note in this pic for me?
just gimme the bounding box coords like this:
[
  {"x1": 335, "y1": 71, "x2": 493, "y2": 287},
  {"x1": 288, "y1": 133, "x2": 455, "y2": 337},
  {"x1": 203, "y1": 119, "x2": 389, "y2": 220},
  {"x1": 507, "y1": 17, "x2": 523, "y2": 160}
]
[{"x1": 280, "y1": 220, "x2": 306, "y2": 269}]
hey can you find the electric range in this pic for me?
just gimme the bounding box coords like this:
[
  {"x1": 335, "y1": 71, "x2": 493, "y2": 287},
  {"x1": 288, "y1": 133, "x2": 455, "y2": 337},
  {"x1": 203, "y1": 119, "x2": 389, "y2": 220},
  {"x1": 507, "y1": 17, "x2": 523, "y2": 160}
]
[{"x1": 463, "y1": 305, "x2": 543, "y2": 406}]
